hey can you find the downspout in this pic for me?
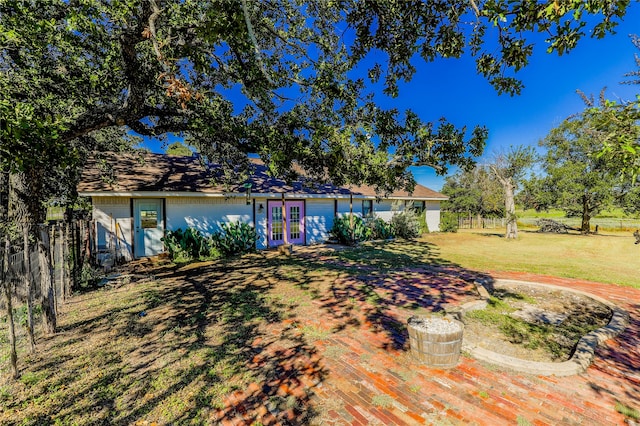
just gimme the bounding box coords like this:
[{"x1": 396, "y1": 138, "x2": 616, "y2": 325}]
[{"x1": 282, "y1": 193, "x2": 288, "y2": 245}]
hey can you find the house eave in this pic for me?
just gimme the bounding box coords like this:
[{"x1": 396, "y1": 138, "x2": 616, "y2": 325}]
[{"x1": 79, "y1": 191, "x2": 447, "y2": 201}]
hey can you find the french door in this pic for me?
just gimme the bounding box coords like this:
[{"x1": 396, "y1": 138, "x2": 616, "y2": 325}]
[{"x1": 267, "y1": 200, "x2": 304, "y2": 247}]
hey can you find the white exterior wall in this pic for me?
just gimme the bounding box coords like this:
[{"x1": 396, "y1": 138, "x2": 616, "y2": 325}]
[
  {"x1": 91, "y1": 195, "x2": 442, "y2": 257},
  {"x1": 254, "y1": 198, "x2": 268, "y2": 249},
  {"x1": 425, "y1": 200, "x2": 441, "y2": 232},
  {"x1": 92, "y1": 197, "x2": 134, "y2": 261},
  {"x1": 166, "y1": 197, "x2": 253, "y2": 236},
  {"x1": 373, "y1": 200, "x2": 405, "y2": 221},
  {"x1": 336, "y1": 198, "x2": 377, "y2": 218},
  {"x1": 305, "y1": 199, "x2": 334, "y2": 244}
]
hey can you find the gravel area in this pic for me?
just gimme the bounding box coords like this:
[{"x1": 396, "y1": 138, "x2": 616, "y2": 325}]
[{"x1": 409, "y1": 316, "x2": 462, "y2": 333}]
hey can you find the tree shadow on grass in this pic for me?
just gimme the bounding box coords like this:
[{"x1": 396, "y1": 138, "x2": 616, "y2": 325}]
[
  {"x1": 1, "y1": 240, "x2": 494, "y2": 425},
  {"x1": 1, "y1": 256, "x2": 327, "y2": 425}
]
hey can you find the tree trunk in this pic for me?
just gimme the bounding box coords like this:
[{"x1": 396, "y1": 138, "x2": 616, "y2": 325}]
[
  {"x1": 9, "y1": 173, "x2": 38, "y2": 350},
  {"x1": 63, "y1": 221, "x2": 71, "y2": 298},
  {"x1": 504, "y1": 180, "x2": 518, "y2": 239},
  {"x1": 38, "y1": 225, "x2": 57, "y2": 335},
  {"x1": 3, "y1": 236, "x2": 19, "y2": 380},
  {"x1": 581, "y1": 195, "x2": 591, "y2": 234}
]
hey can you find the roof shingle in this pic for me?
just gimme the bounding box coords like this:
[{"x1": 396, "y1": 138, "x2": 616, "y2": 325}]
[{"x1": 78, "y1": 152, "x2": 447, "y2": 199}]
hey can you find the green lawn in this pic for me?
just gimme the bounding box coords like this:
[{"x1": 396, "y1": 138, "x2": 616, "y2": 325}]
[
  {"x1": 420, "y1": 229, "x2": 639, "y2": 288},
  {"x1": 516, "y1": 209, "x2": 640, "y2": 231},
  {"x1": 1, "y1": 232, "x2": 638, "y2": 424}
]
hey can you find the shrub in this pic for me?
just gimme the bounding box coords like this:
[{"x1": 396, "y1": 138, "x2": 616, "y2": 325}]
[
  {"x1": 416, "y1": 211, "x2": 429, "y2": 235},
  {"x1": 390, "y1": 209, "x2": 420, "y2": 239},
  {"x1": 210, "y1": 222, "x2": 258, "y2": 257},
  {"x1": 331, "y1": 215, "x2": 396, "y2": 244},
  {"x1": 330, "y1": 215, "x2": 372, "y2": 245},
  {"x1": 366, "y1": 217, "x2": 393, "y2": 240},
  {"x1": 439, "y1": 212, "x2": 458, "y2": 233},
  {"x1": 162, "y1": 228, "x2": 209, "y2": 261}
]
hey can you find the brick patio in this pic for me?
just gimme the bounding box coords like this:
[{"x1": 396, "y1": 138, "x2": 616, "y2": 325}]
[{"x1": 213, "y1": 255, "x2": 639, "y2": 425}]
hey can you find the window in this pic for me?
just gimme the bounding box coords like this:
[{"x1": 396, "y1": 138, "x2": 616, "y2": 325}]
[
  {"x1": 413, "y1": 201, "x2": 426, "y2": 212},
  {"x1": 271, "y1": 206, "x2": 283, "y2": 241},
  {"x1": 362, "y1": 200, "x2": 373, "y2": 218},
  {"x1": 289, "y1": 206, "x2": 300, "y2": 239},
  {"x1": 140, "y1": 210, "x2": 158, "y2": 228}
]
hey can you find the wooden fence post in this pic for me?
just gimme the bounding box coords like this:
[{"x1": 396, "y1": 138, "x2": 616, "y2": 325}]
[
  {"x1": 38, "y1": 224, "x2": 57, "y2": 335},
  {"x1": 2, "y1": 236, "x2": 19, "y2": 379},
  {"x1": 63, "y1": 222, "x2": 71, "y2": 297},
  {"x1": 23, "y1": 224, "x2": 36, "y2": 351}
]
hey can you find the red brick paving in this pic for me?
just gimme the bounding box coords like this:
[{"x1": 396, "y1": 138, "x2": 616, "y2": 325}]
[
  {"x1": 212, "y1": 257, "x2": 640, "y2": 425},
  {"x1": 300, "y1": 270, "x2": 638, "y2": 425}
]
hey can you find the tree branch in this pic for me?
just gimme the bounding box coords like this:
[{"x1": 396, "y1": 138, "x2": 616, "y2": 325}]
[{"x1": 241, "y1": 0, "x2": 275, "y2": 86}]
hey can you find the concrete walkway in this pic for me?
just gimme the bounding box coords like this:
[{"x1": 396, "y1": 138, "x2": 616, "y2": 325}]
[{"x1": 218, "y1": 268, "x2": 640, "y2": 425}]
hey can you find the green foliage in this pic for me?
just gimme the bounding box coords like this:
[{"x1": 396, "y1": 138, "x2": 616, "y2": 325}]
[
  {"x1": 330, "y1": 216, "x2": 370, "y2": 245},
  {"x1": 80, "y1": 263, "x2": 103, "y2": 288},
  {"x1": 416, "y1": 212, "x2": 429, "y2": 235},
  {"x1": 13, "y1": 304, "x2": 42, "y2": 330},
  {"x1": 367, "y1": 217, "x2": 394, "y2": 240},
  {"x1": 19, "y1": 371, "x2": 46, "y2": 386},
  {"x1": 210, "y1": 222, "x2": 258, "y2": 257},
  {"x1": 587, "y1": 97, "x2": 640, "y2": 182},
  {"x1": 390, "y1": 209, "x2": 421, "y2": 240},
  {"x1": 163, "y1": 223, "x2": 257, "y2": 261},
  {"x1": 371, "y1": 393, "x2": 394, "y2": 409},
  {"x1": 2, "y1": 1, "x2": 628, "y2": 223},
  {"x1": 531, "y1": 97, "x2": 623, "y2": 233},
  {"x1": 330, "y1": 215, "x2": 394, "y2": 245},
  {"x1": 166, "y1": 142, "x2": 193, "y2": 157},
  {"x1": 439, "y1": 212, "x2": 459, "y2": 233},
  {"x1": 442, "y1": 166, "x2": 504, "y2": 218},
  {"x1": 162, "y1": 228, "x2": 209, "y2": 262}
]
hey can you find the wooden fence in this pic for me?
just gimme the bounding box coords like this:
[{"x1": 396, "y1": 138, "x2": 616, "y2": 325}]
[
  {"x1": 0, "y1": 218, "x2": 92, "y2": 312},
  {"x1": 457, "y1": 217, "x2": 505, "y2": 229}
]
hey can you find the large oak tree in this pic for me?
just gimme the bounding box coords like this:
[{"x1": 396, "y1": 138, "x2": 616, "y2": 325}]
[
  {"x1": 533, "y1": 94, "x2": 631, "y2": 233},
  {"x1": 0, "y1": 0, "x2": 632, "y2": 333}
]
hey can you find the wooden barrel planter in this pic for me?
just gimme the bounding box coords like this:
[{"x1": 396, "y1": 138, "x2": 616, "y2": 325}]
[{"x1": 408, "y1": 315, "x2": 464, "y2": 368}]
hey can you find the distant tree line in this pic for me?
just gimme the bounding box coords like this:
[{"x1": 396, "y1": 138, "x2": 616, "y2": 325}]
[{"x1": 442, "y1": 89, "x2": 640, "y2": 236}]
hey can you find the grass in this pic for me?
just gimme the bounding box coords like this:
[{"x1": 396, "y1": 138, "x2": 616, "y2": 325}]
[
  {"x1": 371, "y1": 393, "x2": 394, "y2": 408},
  {"x1": 0, "y1": 232, "x2": 636, "y2": 424},
  {"x1": 615, "y1": 401, "x2": 640, "y2": 420},
  {"x1": 516, "y1": 415, "x2": 533, "y2": 426},
  {"x1": 421, "y1": 229, "x2": 639, "y2": 288},
  {"x1": 465, "y1": 286, "x2": 610, "y2": 360},
  {"x1": 516, "y1": 208, "x2": 640, "y2": 231}
]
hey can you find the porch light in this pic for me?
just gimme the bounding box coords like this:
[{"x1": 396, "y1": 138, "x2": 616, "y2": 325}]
[
  {"x1": 258, "y1": 203, "x2": 264, "y2": 213},
  {"x1": 243, "y1": 182, "x2": 252, "y2": 205}
]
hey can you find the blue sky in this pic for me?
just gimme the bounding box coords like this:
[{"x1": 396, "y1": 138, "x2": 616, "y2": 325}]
[
  {"x1": 142, "y1": 5, "x2": 640, "y2": 191},
  {"x1": 402, "y1": 6, "x2": 640, "y2": 190}
]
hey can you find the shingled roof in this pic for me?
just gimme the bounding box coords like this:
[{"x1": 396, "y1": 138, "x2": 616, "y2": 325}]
[{"x1": 78, "y1": 152, "x2": 447, "y2": 200}]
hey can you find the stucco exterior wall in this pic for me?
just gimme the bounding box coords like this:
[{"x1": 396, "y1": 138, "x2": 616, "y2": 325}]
[
  {"x1": 91, "y1": 195, "x2": 442, "y2": 258},
  {"x1": 254, "y1": 198, "x2": 268, "y2": 249},
  {"x1": 305, "y1": 199, "x2": 334, "y2": 244},
  {"x1": 425, "y1": 200, "x2": 441, "y2": 232},
  {"x1": 165, "y1": 197, "x2": 253, "y2": 235}
]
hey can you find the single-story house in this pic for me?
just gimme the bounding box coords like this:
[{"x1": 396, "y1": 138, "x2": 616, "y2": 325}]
[{"x1": 77, "y1": 152, "x2": 448, "y2": 259}]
